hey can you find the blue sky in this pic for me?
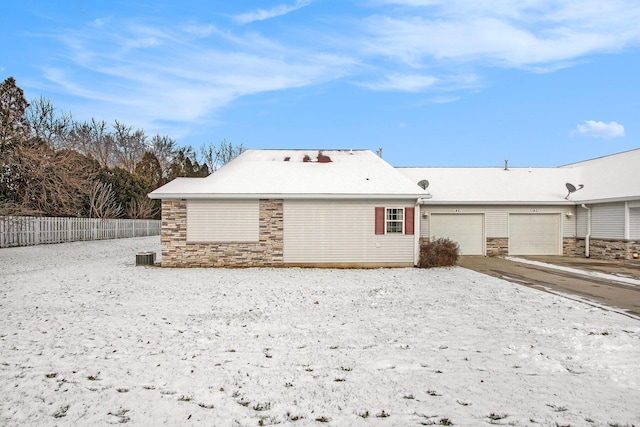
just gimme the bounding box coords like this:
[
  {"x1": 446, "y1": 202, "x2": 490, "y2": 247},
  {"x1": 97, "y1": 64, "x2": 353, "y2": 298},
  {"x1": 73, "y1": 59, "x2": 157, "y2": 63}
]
[{"x1": 3, "y1": 1, "x2": 640, "y2": 167}]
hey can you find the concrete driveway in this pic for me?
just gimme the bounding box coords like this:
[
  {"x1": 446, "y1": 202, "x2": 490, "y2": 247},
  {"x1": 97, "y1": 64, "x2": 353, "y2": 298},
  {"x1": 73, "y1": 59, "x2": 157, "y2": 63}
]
[{"x1": 458, "y1": 256, "x2": 640, "y2": 319}]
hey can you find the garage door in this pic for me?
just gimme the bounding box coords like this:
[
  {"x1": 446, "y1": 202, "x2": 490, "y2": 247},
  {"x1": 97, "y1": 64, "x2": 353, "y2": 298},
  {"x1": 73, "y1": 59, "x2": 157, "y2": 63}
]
[
  {"x1": 430, "y1": 214, "x2": 484, "y2": 255},
  {"x1": 509, "y1": 214, "x2": 561, "y2": 255}
]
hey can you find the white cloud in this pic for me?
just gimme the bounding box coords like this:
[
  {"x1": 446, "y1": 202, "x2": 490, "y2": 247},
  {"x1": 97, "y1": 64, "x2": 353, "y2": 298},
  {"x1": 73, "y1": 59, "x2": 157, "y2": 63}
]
[
  {"x1": 361, "y1": 73, "x2": 437, "y2": 92},
  {"x1": 428, "y1": 96, "x2": 460, "y2": 104},
  {"x1": 362, "y1": 1, "x2": 640, "y2": 69},
  {"x1": 182, "y1": 24, "x2": 219, "y2": 39},
  {"x1": 235, "y1": 0, "x2": 311, "y2": 24},
  {"x1": 45, "y1": 21, "x2": 356, "y2": 138},
  {"x1": 91, "y1": 17, "x2": 110, "y2": 28},
  {"x1": 33, "y1": 1, "x2": 640, "y2": 142},
  {"x1": 572, "y1": 120, "x2": 625, "y2": 139}
]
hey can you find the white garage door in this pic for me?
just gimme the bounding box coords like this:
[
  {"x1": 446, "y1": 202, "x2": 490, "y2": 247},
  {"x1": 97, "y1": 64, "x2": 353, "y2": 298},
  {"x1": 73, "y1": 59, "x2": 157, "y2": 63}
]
[
  {"x1": 509, "y1": 214, "x2": 561, "y2": 255},
  {"x1": 430, "y1": 214, "x2": 484, "y2": 255}
]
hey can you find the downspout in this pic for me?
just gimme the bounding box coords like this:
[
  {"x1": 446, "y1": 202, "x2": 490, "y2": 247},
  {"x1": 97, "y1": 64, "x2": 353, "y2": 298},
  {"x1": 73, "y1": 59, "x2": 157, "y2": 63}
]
[
  {"x1": 414, "y1": 200, "x2": 421, "y2": 266},
  {"x1": 581, "y1": 204, "x2": 591, "y2": 258},
  {"x1": 415, "y1": 196, "x2": 432, "y2": 266}
]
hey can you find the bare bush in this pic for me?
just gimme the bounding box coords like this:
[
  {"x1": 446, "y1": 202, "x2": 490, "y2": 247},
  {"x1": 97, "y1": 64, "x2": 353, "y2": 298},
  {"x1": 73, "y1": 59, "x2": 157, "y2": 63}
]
[
  {"x1": 127, "y1": 196, "x2": 157, "y2": 219},
  {"x1": 88, "y1": 181, "x2": 123, "y2": 219},
  {"x1": 419, "y1": 238, "x2": 460, "y2": 268},
  {"x1": 2, "y1": 143, "x2": 93, "y2": 217}
]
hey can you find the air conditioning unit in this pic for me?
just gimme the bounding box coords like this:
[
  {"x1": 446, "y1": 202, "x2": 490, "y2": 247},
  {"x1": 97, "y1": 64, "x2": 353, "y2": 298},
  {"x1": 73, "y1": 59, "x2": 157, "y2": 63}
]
[{"x1": 136, "y1": 251, "x2": 156, "y2": 266}]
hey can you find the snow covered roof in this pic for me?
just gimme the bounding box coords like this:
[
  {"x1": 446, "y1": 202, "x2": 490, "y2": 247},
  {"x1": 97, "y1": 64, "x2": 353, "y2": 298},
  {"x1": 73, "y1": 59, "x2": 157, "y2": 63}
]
[
  {"x1": 560, "y1": 148, "x2": 640, "y2": 203},
  {"x1": 398, "y1": 148, "x2": 640, "y2": 205},
  {"x1": 398, "y1": 167, "x2": 580, "y2": 205},
  {"x1": 149, "y1": 149, "x2": 429, "y2": 200},
  {"x1": 150, "y1": 147, "x2": 640, "y2": 204}
]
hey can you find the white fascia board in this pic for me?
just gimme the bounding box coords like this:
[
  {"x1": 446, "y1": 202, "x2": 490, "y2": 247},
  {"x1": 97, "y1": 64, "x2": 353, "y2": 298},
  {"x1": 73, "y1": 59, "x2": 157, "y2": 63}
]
[
  {"x1": 149, "y1": 193, "x2": 425, "y2": 200},
  {"x1": 572, "y1": 196, "x2": 640, "y2": 204},
  {"x1": 419, "y1": 200, "x2": 577, "y2": 206}
]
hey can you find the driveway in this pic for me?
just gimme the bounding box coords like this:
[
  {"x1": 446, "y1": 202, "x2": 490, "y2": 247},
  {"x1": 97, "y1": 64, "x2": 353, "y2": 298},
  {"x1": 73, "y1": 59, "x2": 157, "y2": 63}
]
[{"x1": 458, "y1": 256, "x2": 640, "y2": 319}]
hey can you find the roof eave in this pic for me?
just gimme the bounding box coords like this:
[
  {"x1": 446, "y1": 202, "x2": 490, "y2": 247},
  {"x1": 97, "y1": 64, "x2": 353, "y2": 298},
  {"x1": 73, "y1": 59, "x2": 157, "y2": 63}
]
[
  {"x1": 421, "y1": 200, "x2": 576, "y2": 206},
  {"x1": 149, "y1": 193, "x2": 426, "y2": 200},
  {"x1": 574, "y1": 196, "x2": 640, "y2": 204}
]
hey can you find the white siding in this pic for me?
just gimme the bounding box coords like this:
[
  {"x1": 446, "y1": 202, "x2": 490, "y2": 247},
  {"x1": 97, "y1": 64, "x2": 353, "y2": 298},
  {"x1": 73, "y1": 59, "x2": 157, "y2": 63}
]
[
  {"x1": 576, "y1": 207, "x2": 588, "y2": 238},
  {"x1": 485, "y1": 211, "x2": 507, "y2": 238},
  {"x1": 629, "y1": 208, "x2": 640, "y2": 240},
  {"x1": 187, "y1": 200, "x2": 259, "y2": 242},
  {"x1": 591, "y1": 203, "x2": 625, "y2": 239},
  {"x1": 509, "y1": 213, "x2": 561, "y2": 255},
  {"x1": 430, "y1": 214, "x2": 484, "y2": 255},
  {"x1": 283, "y1": 200, "x2": 414, "y2": 264},
  {"x1": 420, "y1": 213, "x2": 429, "y2": 238}
]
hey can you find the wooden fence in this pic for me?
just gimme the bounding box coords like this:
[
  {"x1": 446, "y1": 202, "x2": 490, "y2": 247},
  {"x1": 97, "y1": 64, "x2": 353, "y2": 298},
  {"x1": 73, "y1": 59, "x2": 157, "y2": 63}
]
[{"x1": 0, "y1": 216, "x2": 161, "y2": 248}]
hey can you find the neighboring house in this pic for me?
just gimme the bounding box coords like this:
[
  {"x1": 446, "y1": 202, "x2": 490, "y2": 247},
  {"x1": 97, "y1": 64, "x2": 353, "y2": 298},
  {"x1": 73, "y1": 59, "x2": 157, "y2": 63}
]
[
  {"x1": 149, "y1": 148, "x2": 640, "y2": 267},
  {"x1": 561, "y1": 149, "x2": 640, "y2": 259},
  {"x1": 398, "y1": 165, "x2": 580, "y2": 257}
]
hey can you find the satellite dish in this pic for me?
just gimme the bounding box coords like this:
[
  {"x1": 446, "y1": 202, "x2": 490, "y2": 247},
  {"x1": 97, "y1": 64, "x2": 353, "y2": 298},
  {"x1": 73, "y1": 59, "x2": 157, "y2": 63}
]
[
  {"x1": 417, "y1": 179, "x2": 430, "y2": 190},
  {"x1": 565, "y1": 182, "x2": 584, "y2": 199}
]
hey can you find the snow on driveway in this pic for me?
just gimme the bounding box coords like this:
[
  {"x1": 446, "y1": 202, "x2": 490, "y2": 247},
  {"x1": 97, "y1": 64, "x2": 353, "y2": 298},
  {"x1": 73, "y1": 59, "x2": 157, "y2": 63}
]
[{"x1": 1, "y1": 237, "x2": 638, "y2": 426}]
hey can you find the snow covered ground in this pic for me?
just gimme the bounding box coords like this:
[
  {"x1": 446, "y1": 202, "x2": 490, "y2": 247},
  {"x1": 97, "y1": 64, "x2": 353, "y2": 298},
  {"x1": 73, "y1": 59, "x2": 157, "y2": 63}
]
[{"x1": 1, "y1": 236, "x2": 639, "y2": 426}]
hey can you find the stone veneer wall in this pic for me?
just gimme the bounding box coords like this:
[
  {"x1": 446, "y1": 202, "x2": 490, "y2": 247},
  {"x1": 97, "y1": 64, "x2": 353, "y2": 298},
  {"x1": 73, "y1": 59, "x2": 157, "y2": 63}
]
[
  {"x1": 562, "y1": 238, "x2": 578, "y2": 257},
  {"x1": 486, "y1": 238, "x2": 508, "y2": 257},
  {"x1": 574, "y1": 238, "x2": 640, "y2": 260},
  {"x1": 161, "y1": 199, "x2": 284, "y2": 267}
]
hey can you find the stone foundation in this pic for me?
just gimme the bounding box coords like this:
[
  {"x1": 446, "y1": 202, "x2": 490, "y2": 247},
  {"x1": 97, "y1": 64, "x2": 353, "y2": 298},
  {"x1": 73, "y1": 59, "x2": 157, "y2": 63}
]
[
  {"x1": 562, "y1": 238, "x2": 578, "y2": 256},
  {"x1": 161, "y1": 199, "x2": 284, "y2": 267},
  {"x1": 575, "y1": 238, "x2": 640, "y2": 260},
  {"x1": 486, "y1": 238, "x2": 508, "y2": 257}
]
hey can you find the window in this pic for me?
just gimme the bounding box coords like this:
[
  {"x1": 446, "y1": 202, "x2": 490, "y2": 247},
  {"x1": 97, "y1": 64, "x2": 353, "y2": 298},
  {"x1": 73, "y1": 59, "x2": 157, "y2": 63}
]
[
  {"x1": 386, "y1": 208, "x2": 404, "y2": 233},
  {"x1": 375, "y1": 206, "x2": 414, "y2": 235}
]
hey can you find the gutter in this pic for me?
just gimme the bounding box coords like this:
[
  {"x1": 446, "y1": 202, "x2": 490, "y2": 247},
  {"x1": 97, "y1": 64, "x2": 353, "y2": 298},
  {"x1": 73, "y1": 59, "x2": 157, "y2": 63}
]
[
  {"x1": 413, "y1": 195, "x2": 434, "y2": 265},
  {"x1": 414, "y1": 199, "x2": 423, "y2": 266},
  {"x1": 148, "y1": 193, "x2": 428, "y2": 200},
  {"x1": 581, "y1": 204, "x2": 591, "y2": 258},
  {"x1": 416, "y1": 200, "x2": 575, "y2": 206}
]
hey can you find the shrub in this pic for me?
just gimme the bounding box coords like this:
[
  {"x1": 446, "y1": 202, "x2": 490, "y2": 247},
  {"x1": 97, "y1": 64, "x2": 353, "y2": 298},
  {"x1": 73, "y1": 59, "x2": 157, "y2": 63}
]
[{"x1": 419, "y1": 238, "x2": 460, "y2": 268}]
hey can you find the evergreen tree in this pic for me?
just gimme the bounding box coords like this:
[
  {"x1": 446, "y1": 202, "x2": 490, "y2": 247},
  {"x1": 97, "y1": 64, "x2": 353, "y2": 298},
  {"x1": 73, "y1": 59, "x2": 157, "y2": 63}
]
[{"x1": 0, "y1": 77, "x2": 30, "y2": 150}]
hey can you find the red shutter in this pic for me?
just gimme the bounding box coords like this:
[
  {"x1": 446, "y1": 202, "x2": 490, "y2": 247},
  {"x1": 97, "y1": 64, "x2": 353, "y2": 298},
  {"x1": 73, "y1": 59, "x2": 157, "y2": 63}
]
[
  {"x1": 375, "y1": 207, "x2": 385, "y2": 235},
  {"x1": 405, "y1": 207, "x2": 415, "y2": 235}
]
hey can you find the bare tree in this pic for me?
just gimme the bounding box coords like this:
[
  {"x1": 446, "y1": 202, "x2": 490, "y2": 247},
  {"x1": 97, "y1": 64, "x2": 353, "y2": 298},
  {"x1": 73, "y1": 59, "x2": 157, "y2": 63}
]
[
  {"x1": 88, "y1": 181, "x2": 123, "y2": 219},
  {"x1": 150, "y1": 134, "x2": 177, "y2": 180},
  {"x1": 26, "y1": 96, "x2": 73, "y2": 150},
  {"x1": 112, "y1": 120, "x2": 147, "y2": 173},
  {"x1": 75, "y1": 118, "x2": 113, "y2": 168},
  {"x1": 200, "y1": 139, "x2": 245, "y2": 173}
]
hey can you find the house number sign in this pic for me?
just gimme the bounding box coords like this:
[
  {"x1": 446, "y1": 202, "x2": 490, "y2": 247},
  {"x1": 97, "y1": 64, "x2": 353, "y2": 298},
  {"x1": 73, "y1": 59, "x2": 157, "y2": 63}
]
[{"x1": 453, "y1": 209, "x2": 463, "y2": 213}]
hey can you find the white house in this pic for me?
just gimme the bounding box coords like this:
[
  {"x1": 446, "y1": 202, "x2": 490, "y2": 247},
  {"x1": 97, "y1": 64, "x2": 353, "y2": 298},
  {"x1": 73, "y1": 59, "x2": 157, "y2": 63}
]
[
  {"x1": 149, "y1": 148, "x2": 640, "y2": 267},
  {"x1": 150, "y1": 150, "x2": 428, "y2": 267}
]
